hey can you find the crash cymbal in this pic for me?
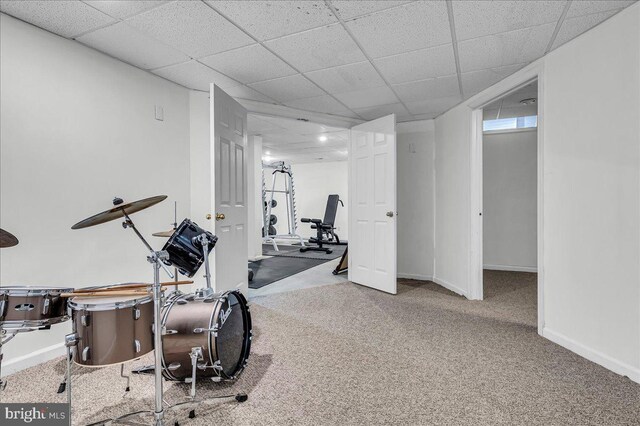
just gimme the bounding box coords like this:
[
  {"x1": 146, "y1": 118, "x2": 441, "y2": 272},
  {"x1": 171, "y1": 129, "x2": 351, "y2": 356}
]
[
  {"x1": 0, "y1": 228, "x2": 19, "y2": 248},
  {"x1": 71, "y1": 195, "x2": 167, "y2": 230},
  {"x1": 152, "y1": 230, "x2": 174, "y2": 238}
]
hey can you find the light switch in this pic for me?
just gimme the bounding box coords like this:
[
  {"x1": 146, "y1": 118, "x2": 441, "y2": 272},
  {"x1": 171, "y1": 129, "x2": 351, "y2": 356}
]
[{"x1": 155, "y1": 105, "x2": 164, "y2": 121}]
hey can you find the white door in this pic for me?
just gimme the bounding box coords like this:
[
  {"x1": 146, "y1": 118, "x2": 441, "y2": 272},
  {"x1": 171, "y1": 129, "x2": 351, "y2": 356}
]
[
  {"x1": 211, "y1": 84, "x2": 248, "y2": 295},
  {"x1": 348, "y1": 114, "x2": 397, "y2": 294}
]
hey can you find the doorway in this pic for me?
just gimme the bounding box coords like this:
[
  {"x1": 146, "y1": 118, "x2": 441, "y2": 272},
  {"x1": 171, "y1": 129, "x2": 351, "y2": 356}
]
[
  {"x1": 469, "y1": 73, "x2": 544, "y2": 333},
  {"x1": 246, "y1": 114, "x2": 350, "y2": 295}
]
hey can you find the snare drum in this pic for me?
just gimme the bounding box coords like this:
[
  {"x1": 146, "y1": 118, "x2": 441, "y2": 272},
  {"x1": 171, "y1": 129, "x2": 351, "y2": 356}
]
[
  {"x1": 162, "y1": 219, "x2": 217, "y2": 277},
  {"x1": 68, "y1": 292, "x2": 154, "y2": 366},
  {"x1": 161, "y1": 290, "x2": 252, "y2": 381},
  {"x1": 0, "y1": 286, "x2": 73, "y2": 330}
]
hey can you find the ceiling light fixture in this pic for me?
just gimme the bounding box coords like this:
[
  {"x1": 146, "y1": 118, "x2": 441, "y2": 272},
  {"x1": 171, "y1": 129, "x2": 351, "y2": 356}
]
[
  {"x1": 265, "y1": 151, "x2": 271, "y2": 155},
  {"x1": 318, "y1": 135, "x2": 328, "y2": 142},
  {"x1": 520, "y1": 98, "x2": 537, "y2": 105}
]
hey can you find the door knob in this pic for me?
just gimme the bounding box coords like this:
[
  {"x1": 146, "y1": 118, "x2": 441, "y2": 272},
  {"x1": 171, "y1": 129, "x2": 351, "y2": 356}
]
[
  {"x1": 386, "y1": 211, "x2": 394, "y2": 218},
  {"x1": 215, "y1": 213, "x2": 225, "y2": 221},
  {"x1": 206, "y1": 214, "x2": 211, "y2": 220}
]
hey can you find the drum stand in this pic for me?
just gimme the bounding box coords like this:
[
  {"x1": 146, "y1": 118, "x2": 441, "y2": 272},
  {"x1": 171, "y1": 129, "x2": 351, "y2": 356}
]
[{"x1": 0, "y1": 327, "x2": 19, "y2": 391}]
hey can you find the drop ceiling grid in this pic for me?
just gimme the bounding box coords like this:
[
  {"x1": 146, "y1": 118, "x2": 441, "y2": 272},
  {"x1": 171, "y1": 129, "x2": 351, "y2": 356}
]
[{"x1": 0, "y1": 0, "x2": 636, "y2": 122}]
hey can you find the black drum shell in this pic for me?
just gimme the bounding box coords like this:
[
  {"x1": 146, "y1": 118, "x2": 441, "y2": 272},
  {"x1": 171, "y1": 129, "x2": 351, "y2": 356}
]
[{"x1": 162, "y1": 219, "x2": 215, "y2": 277}]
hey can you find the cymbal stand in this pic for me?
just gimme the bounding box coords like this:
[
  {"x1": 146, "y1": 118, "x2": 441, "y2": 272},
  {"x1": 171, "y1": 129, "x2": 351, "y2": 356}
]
[
  {"x1": 194, "y1": 233, "x2": 215, "y2": 299},
  {"x1": 122, "y1": 211, "x2": 172, "y2": 425},
  {"x1": 172, "y1": 201, "x2": 179, "y2": 293}
]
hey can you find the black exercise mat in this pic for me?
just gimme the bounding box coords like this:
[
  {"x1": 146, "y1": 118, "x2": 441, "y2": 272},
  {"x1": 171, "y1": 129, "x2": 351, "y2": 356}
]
[
  {"x1": 262, "y1": 243, "x2": 347, "y2": 260},
  {"x1": 248, "y1": 256, "x2": 327, "y2": 289}
]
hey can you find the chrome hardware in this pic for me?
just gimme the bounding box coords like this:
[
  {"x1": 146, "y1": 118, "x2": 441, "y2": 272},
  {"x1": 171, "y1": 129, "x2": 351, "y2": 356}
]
[
  {"x1": 134, "y1": 339, "x2": 141, "y2": 353},
  {"x1": 193, "y1": 327, "x2": 218, "y2": 334},
  {"x1": 81, "y1": 314, "x2": 90, "y2": 327},
  {"x1": 65, "y1": 333, "x2": 79, "y2": 348},
  {"x1": 82, "y1": 347, "x2": 90, "y2": 362},
  {"x1": 42, "y1": 298, "x2": 50, "y2": 315},
  {"x1": 133, "y1": 308, "x2": 141, "y2": 320},
  {"x1": 386, "y1": 211, "x2": 394, "y2": 217},
  {"x1": 164, "y1": 329, "x2": 178, "y2": 335},
  {"x1": 167, "y1": 362, "x2": 181, "y2": 371}
]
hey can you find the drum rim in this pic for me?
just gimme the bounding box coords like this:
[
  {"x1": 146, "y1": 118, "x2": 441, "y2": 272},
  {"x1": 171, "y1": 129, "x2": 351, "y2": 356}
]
[
  {"x1": 1, "y1": 316, "x2": 70, "y2": 329},
  {"x1": 68, "y1": 294, "x2": 152, "y2": 311},
  {"x1": 0, "y1": 286, "x2": 74, "y2": 296},
  {"x1": 211, "y1": 290, "x2": 252, "y2": 380}
]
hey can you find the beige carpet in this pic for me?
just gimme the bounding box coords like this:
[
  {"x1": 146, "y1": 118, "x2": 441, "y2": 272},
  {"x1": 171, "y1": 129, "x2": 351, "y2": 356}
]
[{"x1": 2, "y1": 271, "x2": 639, "y2": 425}]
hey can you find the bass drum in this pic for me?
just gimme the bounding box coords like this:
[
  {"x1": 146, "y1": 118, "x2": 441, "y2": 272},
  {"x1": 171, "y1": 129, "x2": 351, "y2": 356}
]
[{"x1": 161, "y1": 290, "x2": 252, "y2": 381}]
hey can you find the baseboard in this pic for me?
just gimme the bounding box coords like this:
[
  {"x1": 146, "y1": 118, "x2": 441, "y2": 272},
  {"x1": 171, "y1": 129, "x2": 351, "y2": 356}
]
[
  {"x1": 431, "y1": 276, "x2": 468, "y2": 298},
  {"x1": 2, "y1": 342, "x2": 65, "y2": 377},
  {"x1": 397, "y1": 272, "x2": 433, "y2": 282},
  {"x1": 484, "y1": 264, "x2": 537, "y2": 273},
  {"x1": 542, "y1": 327, "x2": 640, "y2": 384}
]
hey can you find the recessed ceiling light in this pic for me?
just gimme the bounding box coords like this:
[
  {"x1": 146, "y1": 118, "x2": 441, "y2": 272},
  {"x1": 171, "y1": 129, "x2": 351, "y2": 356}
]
[
  {"x1": 265, "y1": 151, "x2": 271, "y2": 155},
  {"x1": 319, "y1": 135, "x2": 328, "y2": 142},
  {"x1": 520, "y1": 98, "x2": 537, "y2": 105},
  {"x1": 263, "y1": 156, "x2": 272, "y2": 162}
]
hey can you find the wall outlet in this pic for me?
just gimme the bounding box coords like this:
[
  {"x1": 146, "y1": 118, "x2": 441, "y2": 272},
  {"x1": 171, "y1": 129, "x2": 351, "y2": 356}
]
[{"x1": 155, "y1": 105, "x2": 164, "y2": 121}]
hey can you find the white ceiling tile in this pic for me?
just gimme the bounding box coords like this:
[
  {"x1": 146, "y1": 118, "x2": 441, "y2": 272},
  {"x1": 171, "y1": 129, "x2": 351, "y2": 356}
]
[
  {"x1": 209, "y1": 1, "x2": 337, "y2": 41},
  {"x1": 404, "y1": 95, "x2": 461, "y2": 116},
  {"x1": 126, "y1": 1, "x2": 253, "y2": 58},
  {"x1": 458, "y1": 23, "x2": 554, "y2": 73},
  {"x1": 566, "y1": 0, "x2": 635, "y2": 18},
  {"x1": 83, "y1": 1, "x2": 168, "y2": 20},
  {"x1": 461, "y1": 63, "x2": 526, "y2": 97},
  {"x1": 200, "y1": 44, "x2": 296, "y2": 84},
  {"x1": 152, "y1": 60, "x2": 242, "y2": 91},
  {"x1": 248, "y1": 74, "x2": 325, "y2": 102},
  {"x1": 284, "y1": 95, "x2": 351, "y2": 115},
  {"x1": 374, "y1": 44, "x2": 456, "y2": 84},
  {"x1": 353, "y1": 103, "x2": 409, "y2": 121},
  {"x1": 392, "y1": 75, "x2": 460, "y2": 103},
  {"x1": 484, "y1": 82, "x2": 537, "y2": 109},
  {"x1": 333, "y1": 85, "x2": 398, "y2": 109},
  {"x1": 248, "y1": 115, "x2": 283, "y2": 133},
  {"x1": 452, "y1": 0, "x2": 566, "y2": 41},
  {"x1": 410, "y1": 113, "x2": 438, "y2": 121},
  {"x1": 330, "y1": 1, "x2": 412, "y2": 20},
  {"x1": 77, "y1": 22, "x2": 189, "y2": 70},
  {"x1": 264, "y1": 24, "x2": 366, "y2": 72},
  {"x1": 0, "y1": 0, "x2": 116, "y2": 38},
  {"x1": 224, "y1": 85, "x2": 278, "y2": 103},
  {"x1": 305, "y1": 61, "x2": 385, "y2": 93},
  {"x1": 551, "y1": 9, "x2": 618, "y2": 50},
  {"x1": 346, "y1": 1, "x2": 451, "y2": 58}
]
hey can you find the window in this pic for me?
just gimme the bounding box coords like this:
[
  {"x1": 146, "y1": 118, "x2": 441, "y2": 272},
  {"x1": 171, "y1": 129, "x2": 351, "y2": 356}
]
[{"x1": 483, "y1": 115, "x2": 537, "y2": 132}]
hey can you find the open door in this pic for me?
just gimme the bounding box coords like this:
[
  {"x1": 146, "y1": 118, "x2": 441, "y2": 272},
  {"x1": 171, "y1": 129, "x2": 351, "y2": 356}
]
[
  {"x1": 210, "y1": 84, "x2": 248, "y2": 295},
  {"x1": 348, "y1": 114, "x2": 397, "y2": 294}
]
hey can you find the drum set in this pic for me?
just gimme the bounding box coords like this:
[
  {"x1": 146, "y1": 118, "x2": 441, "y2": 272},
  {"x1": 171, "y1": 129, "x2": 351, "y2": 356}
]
[{"x1": 0, "y1": 196, "x2": 252, "y2": 425}]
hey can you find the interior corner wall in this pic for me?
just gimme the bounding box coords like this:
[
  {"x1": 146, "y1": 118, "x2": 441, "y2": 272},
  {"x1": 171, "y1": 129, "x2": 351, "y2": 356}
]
[
  {"x1": 397, "y1": 120, "x2": 435, "y2": 280},
  {"x1": 433, "y1": 3, "x2": 640, "y2": 381},
  {"x1": 483, "y1": 130, "x2": 537, "y2": 272},
  {"x1": 0, "y1": 14, "x2": 191, "y2": 373},
  {"x1": 434, "y1": 107, "x2": 473, "y2": 297}
]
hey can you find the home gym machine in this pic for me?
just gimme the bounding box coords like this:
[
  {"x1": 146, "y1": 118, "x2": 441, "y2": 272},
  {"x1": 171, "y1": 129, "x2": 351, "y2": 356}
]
[
  {"x1": 262, "y1": 161, "x2": 305, "y2": 251},
  {"x1": 300, "y1": 194, "x2": 347, "y2": 254}
]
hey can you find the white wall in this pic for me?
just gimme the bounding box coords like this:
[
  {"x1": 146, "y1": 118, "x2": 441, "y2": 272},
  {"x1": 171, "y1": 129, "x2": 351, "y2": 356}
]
[
  {"x1": 483, "y1": 130, "x2": 537, "y2": 272},
  {"x1": 265, "y1": 161, "x2": 349, "y2": 241},
  {"x1": 247, "y1": 135, "x2": 263, "y2": 260},
  {"x1": 434, "y1": 106, "x2": 472, "y2": 296},
  {"x1": 0, "y1": 15, "x2": 191, "y2": 373},
  {"x1": 433, "y1": 4, "x2": 640, "y2": 382},
  {"x1": 397, "y1": 120, "x2": 435, "y2": 280}
]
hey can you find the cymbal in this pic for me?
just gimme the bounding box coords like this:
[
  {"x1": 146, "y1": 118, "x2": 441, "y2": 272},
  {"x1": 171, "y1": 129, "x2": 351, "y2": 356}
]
[
  {"x1": 0, "y1": 228, "x2": 19, "y2": 248},
  {"x1": 152, "y1": 230, "x2": 174, "y2": 238},
  {"x1": 71, "y1": 195, "x2": 167, "y2": 230}
]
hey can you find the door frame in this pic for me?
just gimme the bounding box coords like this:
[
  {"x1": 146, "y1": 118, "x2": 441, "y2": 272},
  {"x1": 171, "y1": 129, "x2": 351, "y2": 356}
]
[{"x1": 467, "y1": 62, "x2": 545, "y2": 334}]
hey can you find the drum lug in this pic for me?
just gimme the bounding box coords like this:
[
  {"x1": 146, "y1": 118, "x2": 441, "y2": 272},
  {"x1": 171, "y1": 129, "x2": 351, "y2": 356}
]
[
  {"x1": 193, "y1": 327, "x2": 218, "y2": 335},
  {"x1": 65, "y1": 333, "x2": 79, "y2": 348},
  {"x1": 212, "y1": 360, "x2": 222, "y2": 371},
  {"x1": 133, "y1": 308, "x2": 141, "y2": 320},
  {"x1": 164, "y1": 329, "x2": 178, "y2": 335},
  {"x1": 167, "y1": 362, "x2": 181, "y2": 371},
  {"x1": 0, "y1": 300, "x2": 6, "y2": 318},
  {"x1": 81, "y1": 313, "x2": 90, "y2": 327},
  {"x1": 42, "y1": 298, "x2": 50, "y2": 315},
  {"x1": 134, "y1": 339, "x2": 141, "y2": 353},
  {"x1": 81, "y1": 347, "x2": 90, "y2": 362}
]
